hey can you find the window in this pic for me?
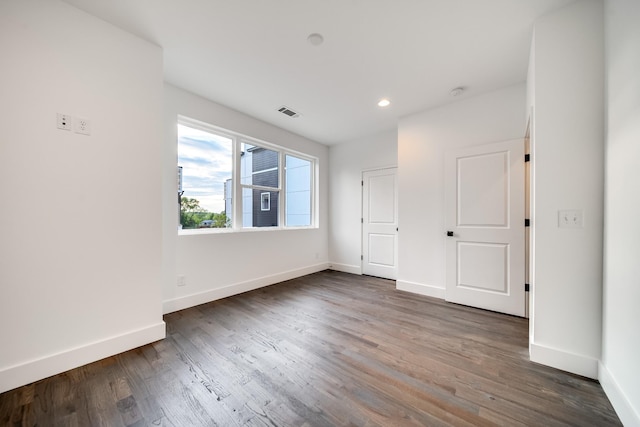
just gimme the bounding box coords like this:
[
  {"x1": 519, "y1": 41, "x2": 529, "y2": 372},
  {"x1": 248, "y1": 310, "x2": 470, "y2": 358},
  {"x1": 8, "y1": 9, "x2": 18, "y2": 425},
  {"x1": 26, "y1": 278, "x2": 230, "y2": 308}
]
[
  {"x1": 285, "y1": 155, "x2": 312, "y2": 227},
  {"x1": 177, "y1": 116, "x2": 316, "y2": 232},
  {"x1": 260, "y1": 193, "x2": 271, "y2": 211},
  {"x1": 177, "y1": 123, "x2": 232, "y2": 229},
  {"x1": 241, "y1": 143, "x2": 280, "y2": 227}
]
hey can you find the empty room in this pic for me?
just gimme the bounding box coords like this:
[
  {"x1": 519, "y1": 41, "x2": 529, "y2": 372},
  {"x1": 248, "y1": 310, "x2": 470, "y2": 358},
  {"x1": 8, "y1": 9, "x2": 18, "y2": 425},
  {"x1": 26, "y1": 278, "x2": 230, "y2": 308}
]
[{"x1": 0, "y1": 0, "x2": 638, "y2": 425}]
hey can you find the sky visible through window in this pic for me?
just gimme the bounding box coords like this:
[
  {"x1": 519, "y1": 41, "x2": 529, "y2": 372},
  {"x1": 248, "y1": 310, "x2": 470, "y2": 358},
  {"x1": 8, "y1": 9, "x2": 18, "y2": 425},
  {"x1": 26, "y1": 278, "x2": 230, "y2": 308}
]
[{"x1": 177, "y1": 124, "x2": 232, "y2": 213}]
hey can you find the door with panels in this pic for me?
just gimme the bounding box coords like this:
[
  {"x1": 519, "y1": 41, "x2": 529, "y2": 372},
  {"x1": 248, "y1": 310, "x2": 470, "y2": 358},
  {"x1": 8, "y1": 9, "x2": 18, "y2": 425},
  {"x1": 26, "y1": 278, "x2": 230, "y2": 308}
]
[
  {"x1": 362, "y1": 168, "x2": 398, "y2": 280},
  {"x1": 445, "y1": 140, "x2": 525, "y2": 316}
]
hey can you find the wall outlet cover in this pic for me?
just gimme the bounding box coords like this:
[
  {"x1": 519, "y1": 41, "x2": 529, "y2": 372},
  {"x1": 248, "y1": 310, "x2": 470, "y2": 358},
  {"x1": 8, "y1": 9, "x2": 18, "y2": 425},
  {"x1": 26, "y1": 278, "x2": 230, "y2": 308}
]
[
  {"x1": 558, "y1": 209, "x2": 584, "y2": 228},
  {"x1": 74, "y1": 117, "x2": 91, "y2": 135}
]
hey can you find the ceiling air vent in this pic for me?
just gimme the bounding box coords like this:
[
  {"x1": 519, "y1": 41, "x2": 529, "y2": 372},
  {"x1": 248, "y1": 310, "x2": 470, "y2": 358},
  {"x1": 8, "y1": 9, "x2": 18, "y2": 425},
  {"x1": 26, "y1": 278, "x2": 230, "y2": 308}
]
[{"x1": 277, "y1": 106, "x2": 300, "y2": 118}]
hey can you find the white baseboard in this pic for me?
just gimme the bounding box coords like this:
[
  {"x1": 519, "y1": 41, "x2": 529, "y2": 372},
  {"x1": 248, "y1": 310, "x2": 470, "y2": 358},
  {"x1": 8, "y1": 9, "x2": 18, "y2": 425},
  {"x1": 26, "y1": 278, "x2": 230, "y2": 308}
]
[
  {"x1": 328, "y1": 263, "x2": 361, "y2": 275},
  {"x1": 396, "y1": 280, "x2": 446, "y2": 300},
  {"x1": 0, "y1": 322, "x2": 166, "y2": 394},
  {"x1": 163, "y1": 262, "x2": 330, "y2": 314},
  {"x1": 529, "y1": 342, "x2": 598, "y2": 379},
  {"x1": 599, "y1": 361, "x2": 640, "y2": 427}
]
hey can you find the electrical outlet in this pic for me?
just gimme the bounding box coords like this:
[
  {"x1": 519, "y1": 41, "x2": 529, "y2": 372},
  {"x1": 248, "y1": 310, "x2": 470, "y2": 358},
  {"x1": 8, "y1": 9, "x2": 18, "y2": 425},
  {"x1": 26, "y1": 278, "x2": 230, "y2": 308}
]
[
  {"x1": 74, "y1": 117, "x2": 91, "y2": 135},
  {"x1": 177, "y1": 275, "x2": 187, "y2": 287},
  {"x1": 57, "y1": 113, "x2": 72, "y2": 131},
  {"x1": 558, "y1": 209, "x2": 583, "y2": 228}
]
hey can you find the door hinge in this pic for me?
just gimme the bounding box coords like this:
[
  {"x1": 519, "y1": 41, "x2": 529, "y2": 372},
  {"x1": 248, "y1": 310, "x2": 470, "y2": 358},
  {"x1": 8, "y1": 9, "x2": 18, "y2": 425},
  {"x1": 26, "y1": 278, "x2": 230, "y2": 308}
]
[
  {"x1": 361, "y1": 218, "x2": 363, "y2": 224},
  {"x1": 525, "y1": 154, "x2": 531, "y2": 162},
  {"x1": 361, "y1": 180, "x2": 364, "y2": 186},
  {"x1": 525, "y1": 283, "x2": 530, "y2": 292},
  {"x1": 361, "y1": 255, "x2": 363, "y2": 261},
  {"x1": 525, "y1": 219, "x2": 530, "y2": 227}
]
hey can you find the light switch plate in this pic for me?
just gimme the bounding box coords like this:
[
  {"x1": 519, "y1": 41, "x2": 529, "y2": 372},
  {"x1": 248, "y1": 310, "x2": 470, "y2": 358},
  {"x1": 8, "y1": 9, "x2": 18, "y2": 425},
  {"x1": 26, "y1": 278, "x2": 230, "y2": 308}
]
[
  {"x1": 558, "y1": 209, "x2": 583, "y2": 228},
  {"x1": 57, "y1": 113, "x2": 72, "y2": 131}
]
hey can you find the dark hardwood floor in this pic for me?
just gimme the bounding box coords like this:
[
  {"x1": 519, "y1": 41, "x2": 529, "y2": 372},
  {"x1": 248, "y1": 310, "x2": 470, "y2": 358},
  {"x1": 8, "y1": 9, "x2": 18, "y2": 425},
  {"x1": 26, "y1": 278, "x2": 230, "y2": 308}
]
[{"x1": 0, "y1": 270, "x2": 621, "y2": 426}]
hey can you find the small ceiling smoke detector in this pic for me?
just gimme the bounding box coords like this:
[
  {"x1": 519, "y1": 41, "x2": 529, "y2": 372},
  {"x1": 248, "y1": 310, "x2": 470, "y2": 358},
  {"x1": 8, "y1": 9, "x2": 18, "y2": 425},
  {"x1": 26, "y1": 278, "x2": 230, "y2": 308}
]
[
  {"x1": 450, "y1": 87, "x2": 465, "y2": 97},
  {"x1": 307, "y1": 33, "x2": 324, "y2": 46},
  {"x1": 377, "y1": 98, "x2": 391, "y2": 107},
  {"x1": 277, "y1": 106, "x2": 300, "y2": 118}
]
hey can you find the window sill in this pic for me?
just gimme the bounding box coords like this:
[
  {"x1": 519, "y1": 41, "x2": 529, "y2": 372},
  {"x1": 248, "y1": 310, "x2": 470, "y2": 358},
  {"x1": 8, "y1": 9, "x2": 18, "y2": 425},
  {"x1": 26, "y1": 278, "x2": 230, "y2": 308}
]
[{"x1": 178, "y1": 225, "x2": 317, "y2": 236}]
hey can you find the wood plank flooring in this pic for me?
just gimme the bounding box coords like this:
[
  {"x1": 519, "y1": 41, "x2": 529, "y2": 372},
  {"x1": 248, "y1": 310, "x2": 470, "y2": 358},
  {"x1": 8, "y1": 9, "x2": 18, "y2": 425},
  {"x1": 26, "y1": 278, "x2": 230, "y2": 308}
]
[{"x1": 0, "y1": 270, "x2": 621, "y2": 426}]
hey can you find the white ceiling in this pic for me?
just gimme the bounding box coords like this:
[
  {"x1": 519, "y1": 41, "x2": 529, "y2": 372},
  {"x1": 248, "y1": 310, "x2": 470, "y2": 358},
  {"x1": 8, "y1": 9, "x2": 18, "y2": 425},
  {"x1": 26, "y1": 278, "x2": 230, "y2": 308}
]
[{"x1": 63, "y1": 0, "x2": 575, "y2": 145}]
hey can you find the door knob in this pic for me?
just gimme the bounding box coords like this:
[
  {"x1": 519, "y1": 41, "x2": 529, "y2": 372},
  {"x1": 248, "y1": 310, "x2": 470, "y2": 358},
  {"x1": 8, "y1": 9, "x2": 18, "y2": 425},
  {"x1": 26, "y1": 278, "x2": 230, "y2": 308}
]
[{"x1": 446, "y1": 231, "x2": 454, "y2": 237}]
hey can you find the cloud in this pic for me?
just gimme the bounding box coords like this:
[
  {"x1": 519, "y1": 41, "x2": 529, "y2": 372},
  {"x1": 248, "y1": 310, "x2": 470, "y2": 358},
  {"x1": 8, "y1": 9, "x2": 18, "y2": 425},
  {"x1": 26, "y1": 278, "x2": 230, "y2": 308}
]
[{"x1": 178, "y1": 125, "x2": 233, "y2": 213}]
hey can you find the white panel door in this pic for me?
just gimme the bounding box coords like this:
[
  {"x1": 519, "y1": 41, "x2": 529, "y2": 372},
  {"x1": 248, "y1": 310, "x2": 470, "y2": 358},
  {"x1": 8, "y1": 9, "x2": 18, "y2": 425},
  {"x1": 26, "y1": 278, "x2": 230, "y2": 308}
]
[
  {"x1": 445, "y1": 140, "x2": 525, "y2": 316},
  {"x1": 362, "y1": 168, "x2": 398, "y2": 280}
]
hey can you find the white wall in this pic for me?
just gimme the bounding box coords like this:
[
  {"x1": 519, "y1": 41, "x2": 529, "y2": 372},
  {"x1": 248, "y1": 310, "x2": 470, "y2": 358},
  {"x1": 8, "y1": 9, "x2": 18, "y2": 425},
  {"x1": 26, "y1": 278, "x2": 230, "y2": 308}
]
[
  {"x1": 328, "y1": 130, "x2": 398, "y2": 274},
  {"x1": 0, "y1": 0, "x2": 165, "y2": 393},
  {"x1": 163, "y1": 84, "x2": 329, "y2": 313},
  {"x1": 527, "y1": 0, "x2": 604, "y2": 379},
  {"x1": 397, "y1": 85, "x2": 526, "y2": 298},
  {"x1": 600, "y1": 0, "x2": 640, "y2": 424}
]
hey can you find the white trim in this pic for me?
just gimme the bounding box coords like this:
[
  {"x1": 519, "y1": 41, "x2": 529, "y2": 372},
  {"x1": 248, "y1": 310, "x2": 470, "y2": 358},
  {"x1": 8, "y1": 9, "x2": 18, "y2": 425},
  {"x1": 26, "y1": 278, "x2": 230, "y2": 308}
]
[
  {"x1": 163, "y1": 263, "x2": 330, "y2": 314},
  {"x1": 252, "y1": 166, "x2": 278, "y2": 175},
  {"x1": 396, "y1": 280, "x2": 446, "y2": 299},
  {"x1": 0, "y1": 322, "x2": 166, "y2": 394},
  {"x1": 599, "y1": 361, "x2": 640, "y2": 427},
  {"x1": 329, "y1": 263, "x2": 362, "y2": 275},
  {"x1": 361, "y1": 164, "x2": 398, "y2": 173},
  {"x1": 179, "y1": 224, "x2": 317, "y2": 236},
  {"x1": 529, "y1": 342, "x2": 598, "y2": 379}
]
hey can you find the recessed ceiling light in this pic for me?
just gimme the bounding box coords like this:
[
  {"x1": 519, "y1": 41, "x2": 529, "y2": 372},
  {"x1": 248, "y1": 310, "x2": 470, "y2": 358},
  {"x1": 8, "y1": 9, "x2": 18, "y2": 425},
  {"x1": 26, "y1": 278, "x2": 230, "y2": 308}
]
[
  {"x1": 450, "y1": 87, "x2": 465, "y2": 97},
  {"x1": 377, "y1": 98, "x2": 391, "y2": 107},
  {"x1": 307, "y1": 33, "x2": 324, "y2": 46}
]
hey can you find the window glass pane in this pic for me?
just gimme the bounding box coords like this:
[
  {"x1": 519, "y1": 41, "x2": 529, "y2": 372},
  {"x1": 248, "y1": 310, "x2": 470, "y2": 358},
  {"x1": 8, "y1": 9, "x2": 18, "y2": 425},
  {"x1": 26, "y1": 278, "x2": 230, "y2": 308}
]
[
  {"x1": 286, "y1": 155, "x2": 312, "y2": 226},
  {"x1": 243, "y1": 188, "x2": 279, "y2": 227},
  {"x1": 241, "y1": 143, "x2": 279, "y2": 188},
  {"x1": 260, "y1": 192, "x2": 271, "y2": 211},
  {"x1": 177, "y1": 124, "x2": 232, "y2": 229}
]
